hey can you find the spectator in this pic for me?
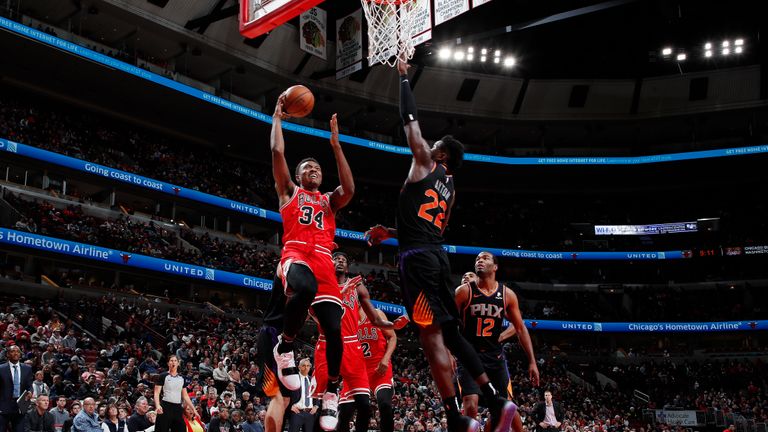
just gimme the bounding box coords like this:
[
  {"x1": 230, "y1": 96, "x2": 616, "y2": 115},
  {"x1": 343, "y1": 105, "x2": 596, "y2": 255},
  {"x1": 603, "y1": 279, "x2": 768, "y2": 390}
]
[
  {"x1": 197, "y1": 359, "x2": 213, "y2": 379},
  {"x1": 107, "y1": 363, "x2": 121, "y2": 383},
  {"x1": 62, "y1": 330, "x2": 78, "y2": 350},
  {"x1": 127, "y1": 397, "x2": 152, "y2": 432},
  {"x1": 207, "y1": 407, "x2": 232, "y2": 432},
  {"x1": 77, "y1": 375, "x2": 99, "y2": 400},
  {"x1": 181, "y1": 406, "x2": 203, "y2": 432},
  {"x1": 61, "y1": 402, "x2": 80, "y2": 432},
  {"x1": 533, "y1": 390, "x2": 564, "y2": 431},
  {"x1": 48, "y1": 330, "x2": 63, "y2": 347},
  {"x1": 48, "y1": 376, "x2": 69, "y2": 399},
  {"x1": 31, "y1": 371, "x2": 50, "y2": 398},
  {"x1": 212, "y1": 363, "x2": 228, "y2": 395},
  {"x1": 49, "y1": 396, "x2": 70, "y2": 432},
  {"x1": 96, "y1": 351, "x2": 112, "y2": 371},
  {"x1": 23, "y1": 394, "x2": 54, "y2": 432},
  {"x1": 230, "y1": 410, "x2": 244, "y2": 432},
  {"x1": 101, "y1": 405, "x2": 127, "y2": 432},
  {"x1": 73, "y1": 398, "x2": 101, "y2": 432},
  {"x1": 240, "y1": 409, "x2": 262, "y2": 432},
  {"x1": 70, "y1": 350, "x2": 86, "y2": 368}
]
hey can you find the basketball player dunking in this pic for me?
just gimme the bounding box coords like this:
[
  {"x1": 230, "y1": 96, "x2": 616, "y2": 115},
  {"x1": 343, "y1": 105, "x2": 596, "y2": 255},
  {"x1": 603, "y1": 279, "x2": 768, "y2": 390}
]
[
  {"x1": 271, "y1": 97, "x2": 354, "y2": 431},
  {"x1": 365, "y1": 61, "x2": 517, "y2": 432},
  {"x1": 455, "y1": 251, "x2": 539, "y2": 432}
]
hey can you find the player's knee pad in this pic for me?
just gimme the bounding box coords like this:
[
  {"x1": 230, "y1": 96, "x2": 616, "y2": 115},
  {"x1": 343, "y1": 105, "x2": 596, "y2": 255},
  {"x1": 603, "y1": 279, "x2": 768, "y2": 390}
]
[{"x1": 285, "y1": 263, "x2": 318, "y2": 302}]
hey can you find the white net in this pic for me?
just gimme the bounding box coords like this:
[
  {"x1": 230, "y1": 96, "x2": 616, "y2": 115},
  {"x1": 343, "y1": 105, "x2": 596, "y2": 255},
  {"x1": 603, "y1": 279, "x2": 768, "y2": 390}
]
[{"x1": 360, "y1": 0, "x2": 417, "y2": 67}]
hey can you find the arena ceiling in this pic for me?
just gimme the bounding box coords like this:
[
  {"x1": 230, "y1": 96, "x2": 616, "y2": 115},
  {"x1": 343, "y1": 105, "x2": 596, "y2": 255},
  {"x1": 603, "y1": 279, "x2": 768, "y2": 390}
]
[
  {"x1": 7, "y1": 0, "x2": 766, "y2": 158},
  {"x1": 18, "y1": 0, "x2": 762, "y2": 79}
]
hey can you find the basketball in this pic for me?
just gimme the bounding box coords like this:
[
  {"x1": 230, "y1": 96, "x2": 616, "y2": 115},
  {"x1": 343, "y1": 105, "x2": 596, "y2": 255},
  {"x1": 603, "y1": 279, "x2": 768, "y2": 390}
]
[{"x1": 282, "y1": 85, "x2": 314, "y2": 118}]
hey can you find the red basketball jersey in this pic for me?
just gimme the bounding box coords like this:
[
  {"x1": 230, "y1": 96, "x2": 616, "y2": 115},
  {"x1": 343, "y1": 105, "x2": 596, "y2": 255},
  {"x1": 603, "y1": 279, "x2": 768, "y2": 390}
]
[
  {"x1": 317, "y1": 276, "x2": 362, "y2": 342},
  {"x1": 340, "y1": 277, "x2": 362, "y2": 339},
  {"x1": 358, "y1": 315, "x2": 388, "y2": 364},
  {"x1": 280, "y1": 187, "x2": 336, "y2": 250}
]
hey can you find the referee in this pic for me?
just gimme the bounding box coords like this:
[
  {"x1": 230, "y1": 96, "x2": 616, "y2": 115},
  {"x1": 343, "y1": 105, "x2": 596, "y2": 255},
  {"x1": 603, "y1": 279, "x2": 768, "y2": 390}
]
[{"x1": 154, "y1": 355, "x2": 193, "y2": 432}]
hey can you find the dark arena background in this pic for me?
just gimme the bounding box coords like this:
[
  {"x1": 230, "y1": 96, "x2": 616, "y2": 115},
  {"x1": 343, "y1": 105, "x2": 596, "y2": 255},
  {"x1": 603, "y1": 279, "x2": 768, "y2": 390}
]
[{"x1": 1, "y1": 0, "x2": 767, "y2": 431}]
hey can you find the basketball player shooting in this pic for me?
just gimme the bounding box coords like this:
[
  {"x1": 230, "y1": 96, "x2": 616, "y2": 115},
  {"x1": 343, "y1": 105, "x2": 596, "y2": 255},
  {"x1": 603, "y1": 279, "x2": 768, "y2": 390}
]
[
  {"x1": 365, "y1": 61, "x2": 517, "y2": 432},
  {"x1": 270, "y1": 94, "x2": 354, "y2": 431}
]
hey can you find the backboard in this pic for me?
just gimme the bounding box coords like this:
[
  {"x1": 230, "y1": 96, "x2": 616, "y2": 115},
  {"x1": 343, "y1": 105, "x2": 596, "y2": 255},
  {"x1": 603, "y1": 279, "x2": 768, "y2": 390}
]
[{"x1": 240, "y1": 0, "x2": 326, "y2": 39}]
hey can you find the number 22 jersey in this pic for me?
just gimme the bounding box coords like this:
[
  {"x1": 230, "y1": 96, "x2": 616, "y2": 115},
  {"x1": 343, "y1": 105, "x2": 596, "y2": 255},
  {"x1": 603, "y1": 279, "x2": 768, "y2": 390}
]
[{"x1": 396, "y1": 163, "x2": 454, "y2": 249}]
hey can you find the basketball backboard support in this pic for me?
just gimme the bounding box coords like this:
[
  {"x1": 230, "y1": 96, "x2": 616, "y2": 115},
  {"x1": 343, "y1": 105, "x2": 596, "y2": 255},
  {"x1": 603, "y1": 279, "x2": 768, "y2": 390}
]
[{"x1": 240, "y1": 0, "x2": 326, "y2": 39}]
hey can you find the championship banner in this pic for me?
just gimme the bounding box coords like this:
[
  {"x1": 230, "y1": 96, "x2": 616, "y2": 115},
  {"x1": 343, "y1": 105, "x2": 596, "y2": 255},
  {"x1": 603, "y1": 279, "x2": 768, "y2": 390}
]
[
  {"x1": 410, "y1": 0, "x2": 433, "y2": 46},
  {"x1": 335, "y1": 9, "x2": 363, "y2": 79},
  {"x1": 434, "y1": 0, "x2": 470, "y2": 26},
  {"x1": 299, "y1": 7, "x2": 327, "y2": 59}
]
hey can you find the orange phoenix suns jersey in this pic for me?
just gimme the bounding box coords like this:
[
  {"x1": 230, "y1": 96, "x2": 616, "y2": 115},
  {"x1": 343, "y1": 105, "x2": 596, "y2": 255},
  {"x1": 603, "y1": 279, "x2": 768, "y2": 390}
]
[{"x1": 279, "y1": 187, "x2": 336, "y2": 250}]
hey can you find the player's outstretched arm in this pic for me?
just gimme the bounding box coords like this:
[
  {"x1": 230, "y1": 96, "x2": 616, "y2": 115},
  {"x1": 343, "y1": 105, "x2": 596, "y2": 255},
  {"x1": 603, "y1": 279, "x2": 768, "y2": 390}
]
[
  {"x1": 329, "y1": 113, "x2": 355, "y2": 212},
  {"x1": 357, "y1": 282, "x2": 394, "y2": 330},
  {"x1": 364, "y1": 225, "x2": 397, "y2": 246},
  {"x1": 504, "y1": 286, "x2": 540, "y2": 386},
  {"x1": 271, "y1": 95, "x2": 295, "y2": 206},
  {"x1": 397, "y1": 61, "x2": 433, "y2": 183}
]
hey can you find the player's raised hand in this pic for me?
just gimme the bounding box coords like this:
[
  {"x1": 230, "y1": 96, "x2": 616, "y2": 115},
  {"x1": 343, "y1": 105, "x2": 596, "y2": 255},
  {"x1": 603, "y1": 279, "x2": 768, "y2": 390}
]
[
  {"x1": 393, "y1": 315, "x2": 410, "y2": 330},
  {"x1": 273, "y1": 94, "x2": 291, "y2": 120},
  {"x1": 397, "y1": 60, "x2": 411, "y2": 76},
  {"x1": 330, "y1": 113, "x2": 340, "y2": 148},
  {"x1": 365, "y1": 224, "x2": 392, "y2": 246}
]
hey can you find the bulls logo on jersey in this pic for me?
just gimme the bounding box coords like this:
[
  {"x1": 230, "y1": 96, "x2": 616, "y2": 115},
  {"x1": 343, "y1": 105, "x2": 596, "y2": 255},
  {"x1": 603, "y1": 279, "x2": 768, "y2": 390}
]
[
  {"x1": 358, "y1": 326, "x2": 380, "y2": 342},
  {"x1": 298, "y1": 191, "x2": 330, "y2": 211}
]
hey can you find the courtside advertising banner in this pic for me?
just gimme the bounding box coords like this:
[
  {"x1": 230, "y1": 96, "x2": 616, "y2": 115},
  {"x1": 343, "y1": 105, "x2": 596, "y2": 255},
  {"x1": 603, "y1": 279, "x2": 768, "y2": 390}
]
[
  {"x1": 653, "y1": 411, "x2": 700, "y2": 427},
  {"x1": 410, "y1": 0, "x2": 433, "y2": 46},
  {"x1": 336, "y1": 9, "x2": 363, "y2": 79},
  {"x1": 0, "y1": 226, "x2": 764, "y2": 331},
  {"x1": 299, "y1": 7, "x2": 327, "y2": 59},
  {"x1": 434, "y1": 0, "x2": 470, "y2": 26}
]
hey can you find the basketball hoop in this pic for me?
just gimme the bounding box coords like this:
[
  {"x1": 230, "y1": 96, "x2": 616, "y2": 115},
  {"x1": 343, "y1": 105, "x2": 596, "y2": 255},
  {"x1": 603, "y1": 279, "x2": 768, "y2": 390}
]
[{"x1": 360, "y1": 0, "x2": 417, "y2": 67}]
